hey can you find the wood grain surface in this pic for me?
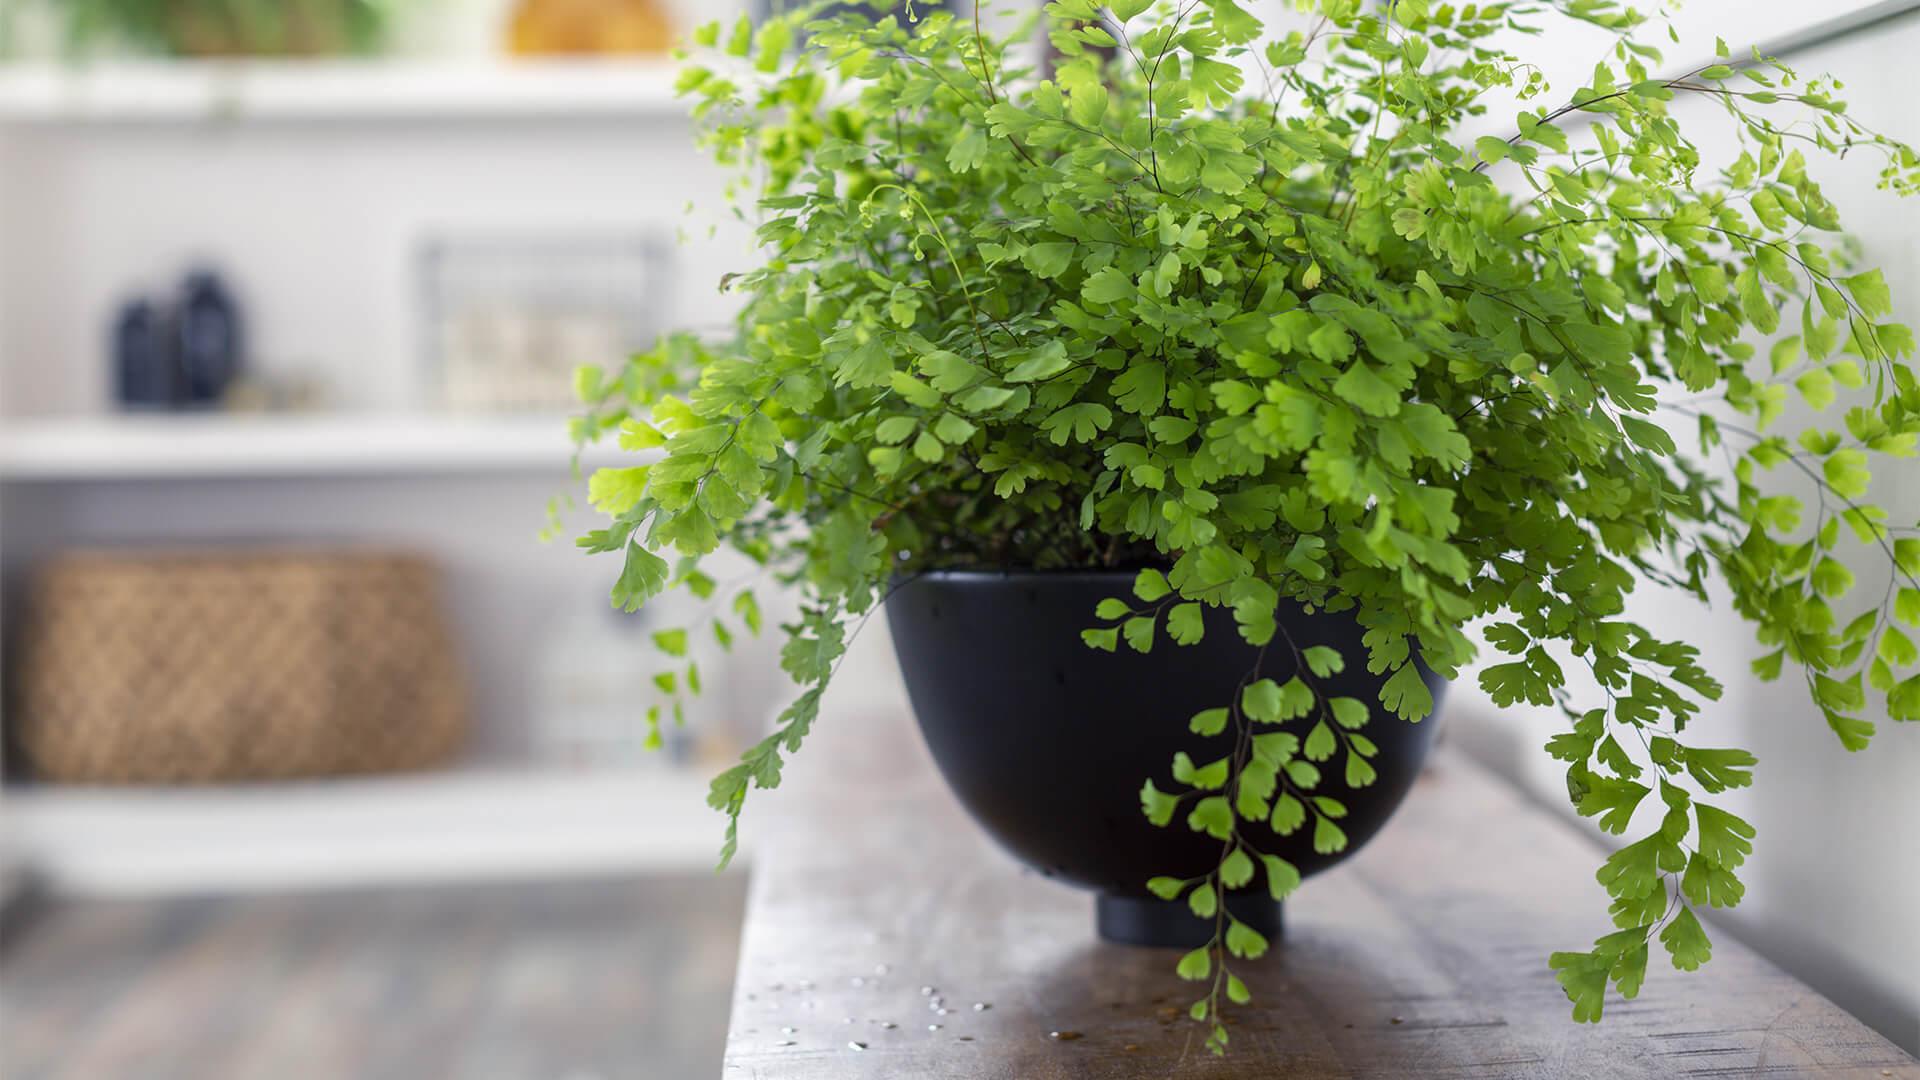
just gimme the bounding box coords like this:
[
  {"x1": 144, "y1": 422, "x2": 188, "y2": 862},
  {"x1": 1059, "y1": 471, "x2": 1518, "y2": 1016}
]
[
  {"x1": 3, "y1": 873, "x2": 747, "y2": 1080},
  {"x1": 722, "y1": 707, "x2": 1920, "y2": 1079}
]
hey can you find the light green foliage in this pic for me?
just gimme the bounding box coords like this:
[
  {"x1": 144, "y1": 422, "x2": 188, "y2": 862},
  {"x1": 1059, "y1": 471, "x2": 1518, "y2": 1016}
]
[{"x1": 573, "y1": 0, "x2": 1920, "y2": 1052}]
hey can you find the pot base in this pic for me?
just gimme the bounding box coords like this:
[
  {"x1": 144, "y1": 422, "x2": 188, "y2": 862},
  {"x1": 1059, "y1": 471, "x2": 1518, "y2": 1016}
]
[{"x1": 1096, "y1": 893, "x2": 1283, "y2": 949}]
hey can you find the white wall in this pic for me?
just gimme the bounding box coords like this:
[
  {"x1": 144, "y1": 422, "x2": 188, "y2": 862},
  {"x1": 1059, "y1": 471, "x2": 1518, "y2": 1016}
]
[
  {"x1": 0, "y1": 0, "x2": 752, "y2": 418},
  {"x1": 0, "y1": 1, "x2": 763, "y2": 765},
  {"x1": 1454, "y1": 3, "x2": 1920, "y2": 1053},
  {"x1": 0, "y1": 93, "x2": 762, "y2": 751},
  {"x1": 0, "y1": 115, "x2": 749, "y2": 415}
]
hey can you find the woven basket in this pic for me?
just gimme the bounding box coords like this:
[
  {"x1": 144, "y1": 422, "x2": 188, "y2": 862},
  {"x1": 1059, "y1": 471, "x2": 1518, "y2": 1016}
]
[{"x1": 11, "y1": 549, "x2": 467, "y2": 783}]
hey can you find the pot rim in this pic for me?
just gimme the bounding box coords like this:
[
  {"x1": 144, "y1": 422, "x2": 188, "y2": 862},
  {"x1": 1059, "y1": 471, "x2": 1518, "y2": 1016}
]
[{"x1": 894, "y1": 566, "x2": 1159, "y2": 585}]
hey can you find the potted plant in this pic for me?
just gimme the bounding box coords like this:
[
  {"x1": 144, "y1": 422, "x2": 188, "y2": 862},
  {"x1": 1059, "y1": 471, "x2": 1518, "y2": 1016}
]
[{"x1": 571, "y1": 0, "x2": 1920, "y2": 1052}]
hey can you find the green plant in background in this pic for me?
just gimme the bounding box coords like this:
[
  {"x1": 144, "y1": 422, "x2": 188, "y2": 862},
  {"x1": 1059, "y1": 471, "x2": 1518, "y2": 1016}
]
[
  {"x1": 572, "y1": 0, "x2": 1920, "y2": 1051},
  {"x1": 5, "y1": 0, "x2": 388, "y2": 57}
]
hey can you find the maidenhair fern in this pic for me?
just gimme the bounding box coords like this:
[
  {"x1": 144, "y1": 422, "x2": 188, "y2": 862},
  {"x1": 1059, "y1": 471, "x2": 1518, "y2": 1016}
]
[{"x1": 572, "y1": 0, "x2": 1920, "y2": 1052}]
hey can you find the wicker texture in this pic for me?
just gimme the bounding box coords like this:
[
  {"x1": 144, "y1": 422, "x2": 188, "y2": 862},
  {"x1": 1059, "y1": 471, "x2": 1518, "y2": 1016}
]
[{"x1": 11, "y1": 550, "x2": 467, "y2": 783}]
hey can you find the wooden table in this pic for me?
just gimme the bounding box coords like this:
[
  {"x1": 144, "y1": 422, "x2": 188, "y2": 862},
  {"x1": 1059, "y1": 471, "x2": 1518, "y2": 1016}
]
[{"x1": 721, "y1": 706, "x2": 1919, "y2": 1078}]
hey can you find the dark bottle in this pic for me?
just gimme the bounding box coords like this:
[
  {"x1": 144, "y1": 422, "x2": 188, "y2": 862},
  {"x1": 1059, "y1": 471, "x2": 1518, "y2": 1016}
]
[
  {"x1": 175, "y1": 269, "x2": 243, "y2": 406},
  {"x1": 112, "y1": 298, "x2": 176, "y2": 410}
]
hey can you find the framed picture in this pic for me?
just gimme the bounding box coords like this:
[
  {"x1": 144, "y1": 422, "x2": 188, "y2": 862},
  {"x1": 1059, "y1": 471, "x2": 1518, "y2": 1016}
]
[{"x1": 418, "y1": 231, "x2": 672, "y2": 414}]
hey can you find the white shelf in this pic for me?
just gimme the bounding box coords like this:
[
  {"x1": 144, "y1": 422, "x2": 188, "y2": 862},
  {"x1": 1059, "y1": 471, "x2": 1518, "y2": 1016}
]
[
  {"x1": 0, "y1": 413, "x2": 628, "y2": 480},
  {"x1": 3, "y1": 764, "x2": 738, "y2": 895},
  {"x1": 0, "y1": 58, "x2": 687, "y2": 123}
]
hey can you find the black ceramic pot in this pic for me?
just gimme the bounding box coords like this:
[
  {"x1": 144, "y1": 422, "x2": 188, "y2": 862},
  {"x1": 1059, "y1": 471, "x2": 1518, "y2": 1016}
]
[{"x1": 886, "y1": 569, "x2": 1447, "y2": 948}]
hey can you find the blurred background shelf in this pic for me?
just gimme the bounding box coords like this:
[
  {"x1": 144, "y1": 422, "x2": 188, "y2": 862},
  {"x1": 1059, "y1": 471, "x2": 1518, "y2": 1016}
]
[
  {"x1": 0, "y1": 2, "x2": 754, "y2": 1073},
  {"x1": 5, "y1": 763, "x2": 731, "y2": 895},
  {"x1": 0, "y1": 413, "x2": 626, "y2": 480},
  {"x1": 0, "y1": 59, "x2": 685, "y2": 123}
]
